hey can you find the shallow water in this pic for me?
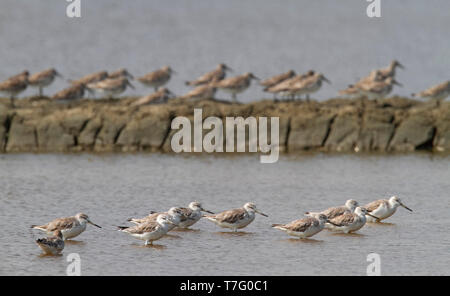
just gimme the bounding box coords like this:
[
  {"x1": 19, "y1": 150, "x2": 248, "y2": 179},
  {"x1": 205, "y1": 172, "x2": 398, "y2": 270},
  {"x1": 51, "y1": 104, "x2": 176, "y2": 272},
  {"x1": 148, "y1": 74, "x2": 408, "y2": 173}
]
[
  {"x1": 0, "y1": 0, "x2": 449, "y2": 102},
  {"x1": 0, "y1": 153, "x2": 449, "y2": 275}
]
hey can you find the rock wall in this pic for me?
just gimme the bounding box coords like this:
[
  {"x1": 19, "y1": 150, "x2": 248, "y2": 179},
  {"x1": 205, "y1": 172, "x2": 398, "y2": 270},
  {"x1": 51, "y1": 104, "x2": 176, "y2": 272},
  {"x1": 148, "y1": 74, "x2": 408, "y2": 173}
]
[{"x1": 0, "y1": 96, "x2": 449, "y2": 154}]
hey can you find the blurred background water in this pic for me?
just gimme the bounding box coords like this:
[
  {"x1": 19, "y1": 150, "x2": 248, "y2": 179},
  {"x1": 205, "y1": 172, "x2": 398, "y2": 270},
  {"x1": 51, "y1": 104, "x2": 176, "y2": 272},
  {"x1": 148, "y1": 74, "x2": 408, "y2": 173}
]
[{"x1": 0, "y1": 0, "x2": 449, "y2": 102}]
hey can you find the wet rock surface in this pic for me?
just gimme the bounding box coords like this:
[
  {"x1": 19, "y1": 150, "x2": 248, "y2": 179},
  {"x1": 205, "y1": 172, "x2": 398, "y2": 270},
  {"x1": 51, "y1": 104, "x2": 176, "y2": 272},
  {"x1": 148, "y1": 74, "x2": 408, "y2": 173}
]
[{"x1": 0, "y1": 96, "x2": 448, "y2": 154}]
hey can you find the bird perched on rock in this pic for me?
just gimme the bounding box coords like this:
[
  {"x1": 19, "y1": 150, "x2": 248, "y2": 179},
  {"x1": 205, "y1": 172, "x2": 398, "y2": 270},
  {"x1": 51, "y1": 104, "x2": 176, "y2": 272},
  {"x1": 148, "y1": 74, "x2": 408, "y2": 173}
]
[
  {"x1": 213, "y1": 72, "x2": 260, "y2": 102},
  {"x1": 265, "y1": 70, "x2": 315, "y2": 99},
  {"x1": 137, "y1": 66, "x2": 174, "y2": 91},
  {"x1": 260, "y1": 70, "x2": 296, "y2": 90},
  {"x1": 71, "y1": 71, "x2": 108, "y2": 86},
  {"x1": 52, "y1": 83, "x2": 87, "y2": 102},
  {"x1": 131, "y1": 87, "x2": 174, "y2": 106},
  {"x1": 108, "y1": 68, "x2": 134, "y2": 80},
  {"x1": 185, "y1": 63, "x2": 232, "y2": 86},
  {"x1": 357, "y1": 77, "x2": 402, "y2": 100},
  {"x1": 0, "y1": 71, "x2": 29, "y2": 106},
  {"x1": 288, "y1": 72, "x2": 331, "y2": 100},
  {"x1": 179, "y1": 84, "x2": 217, "y2": 101},
  {"x1": 371, "y1": 60, "x2": 404, "y2": 80},
  {"x1": 86, "y1": 77, "x2": 134, "y2": 98},
  {"x1": 28, "y1": 68, "x2": 63, "y2": 97},
  {"x1": 412, "y1": 80, "x2": 450, "y2": 103}
]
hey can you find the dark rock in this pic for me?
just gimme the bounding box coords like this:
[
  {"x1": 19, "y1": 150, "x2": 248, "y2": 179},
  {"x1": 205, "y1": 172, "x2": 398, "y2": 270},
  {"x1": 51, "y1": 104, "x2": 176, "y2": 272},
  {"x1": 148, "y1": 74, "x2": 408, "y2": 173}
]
[
  {"x1": 0, "y1": 107, "x2": 8, "y2": 152},
  {"x1": 356, "y1": 109, "x2": 395, "y2": 151},
  {"x1": 288, "y1": 112, "x2": 335, "y2": 151},
  {"x1": 78, "y1": 117, "x2": 103, "y2": 148},
  {"x1": 116, "y1": 114, "x2": 171, "y2": 151},
  {"x1": 0, "y1": 97, "x2": 448, "y2": 153},
  {"x1": 324, "y1": 110, "x2": 360, "y2": 152},
  {"x1": 6, "y1": 116, "x2": 37, "y2": 152},
  {"x1": 433, "y1": 105, "x2": 450, "y2": 152},
  {"x1": 94, "y1": 113, "x2": 129, "y2": 152},
  {"x1": 36, "y1": 115, "x2": 75, "y2": 152},
  {"x1": 389, "y1": 110, "x2": 436, "y2": 151}
]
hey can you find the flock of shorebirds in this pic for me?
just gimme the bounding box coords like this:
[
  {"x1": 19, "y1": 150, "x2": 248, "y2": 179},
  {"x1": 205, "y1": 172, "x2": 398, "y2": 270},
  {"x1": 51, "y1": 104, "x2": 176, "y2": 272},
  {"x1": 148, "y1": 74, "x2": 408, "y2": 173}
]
[
  {"x1": 32, "y1": 196, "x2": 412, "y2": 255},
  {"x1": 0, "y1": 61, "x2": 449, "y2": 107}
]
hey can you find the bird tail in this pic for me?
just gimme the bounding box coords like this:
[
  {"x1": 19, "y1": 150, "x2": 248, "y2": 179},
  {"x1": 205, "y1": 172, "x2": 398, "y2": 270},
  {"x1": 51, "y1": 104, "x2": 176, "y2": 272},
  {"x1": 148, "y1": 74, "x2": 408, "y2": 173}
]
[
  {"x1": 185, "y1": 81, "x2": 192, "y2": 86},
  {"x1": 271, "y1": 224, "x2": 285, "y2": 230},
  {"x1": 31, "y1": 225, "x2": 45, "y2": 230},
  {"x1": 117, "y1": 226, "x2": 128, "y2": 231}
]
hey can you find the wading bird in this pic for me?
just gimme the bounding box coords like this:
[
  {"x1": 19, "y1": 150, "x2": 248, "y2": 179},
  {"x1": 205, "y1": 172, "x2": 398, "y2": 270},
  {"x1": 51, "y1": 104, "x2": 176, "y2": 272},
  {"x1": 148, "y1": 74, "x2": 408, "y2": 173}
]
[
  {"x1": 36, "y1": 230, "x2": 65, "y2": 255},
  {"x1": 204, "y1": 202, "x2": 268, "y2": 232},
  {"x1": 32, "y1": 213, "x2": 101, "y2": 240},
  {"x1": 364, "y1": 196, "x2": 412, "y2": 223}
]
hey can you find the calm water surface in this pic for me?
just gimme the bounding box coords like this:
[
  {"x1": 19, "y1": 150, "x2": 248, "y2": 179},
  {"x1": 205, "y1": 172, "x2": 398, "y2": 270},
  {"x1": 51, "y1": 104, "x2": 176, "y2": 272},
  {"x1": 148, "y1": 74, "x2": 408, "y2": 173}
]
[
  {"x1": 0, "y1": 154, "x2": 449, "y2": 275},
  {"x1": 0, "y1": 0, "x2": 449, "y2": 101}
]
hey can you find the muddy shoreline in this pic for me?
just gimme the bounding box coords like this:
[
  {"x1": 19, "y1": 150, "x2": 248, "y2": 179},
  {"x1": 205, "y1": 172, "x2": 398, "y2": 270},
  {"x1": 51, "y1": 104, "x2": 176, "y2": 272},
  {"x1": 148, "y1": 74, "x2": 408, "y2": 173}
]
[{"x1": 0, "y1": 96, "x2": 449, "y2": 154}]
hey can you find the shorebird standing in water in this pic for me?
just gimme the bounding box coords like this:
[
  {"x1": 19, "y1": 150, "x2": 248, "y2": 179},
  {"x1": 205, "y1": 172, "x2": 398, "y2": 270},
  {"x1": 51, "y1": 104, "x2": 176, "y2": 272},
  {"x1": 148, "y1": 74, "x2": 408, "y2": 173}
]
[
  {"x1": 36, "y1": 230, "x2": 65, "y2": 255},
  {"x1": 31, "y1": 213, "x2": 101, "y2": 240},
  {"x1": 185, "y1": 63, "x2": 232, "y2": 86},
  {"x1": 28, "y1": 68, "x2": 63, "y2": 96},
  {"x1": 118, "y1": 213, "x2": 175, "y2": 246},
  {"x1": 176, "y1": 201, "x2": 214, "y2": 229},
  {"x1": 272, "y1": 213, "x2": 332, "y2": 239},
  {"x1": 213, "y1": 72, "x2": 260, "y2": 102},
  {"x1": 87, "y1": 77, "x2": 134, "y2": 98},
  {"x1": 364, "y1": 196, "x2": 412, "y2": 223},
  {"x1": 137, "y1": 66, "x2": 174, "y2": 91},
  {"x1": 179, "y1": 84, "x2": 217, "y2": 101},
  {"x1": 52, "y1": 83, "x2": 87, "y2": 102},
  {"x1": 127, "y1": 207, "x2": 184, "y2": 232},
  {"x1": 204, "y1": 202, "x2": 268, "y2": 232},
  {"x1": 412, "y1": 80, "x2": 450, "y2": 103},
  {"x1": 0, "y1": 71, "x2": 29, "y2": 106},
  {"x1": 131, "y1": 87, "x2": 174, "y2": 106},
  {"x1": 305, "y1": 199, "x2": 360, "y2": 221},
  {"x1": 326, "y1": 207, "x2": 378, "y2": 233}
]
